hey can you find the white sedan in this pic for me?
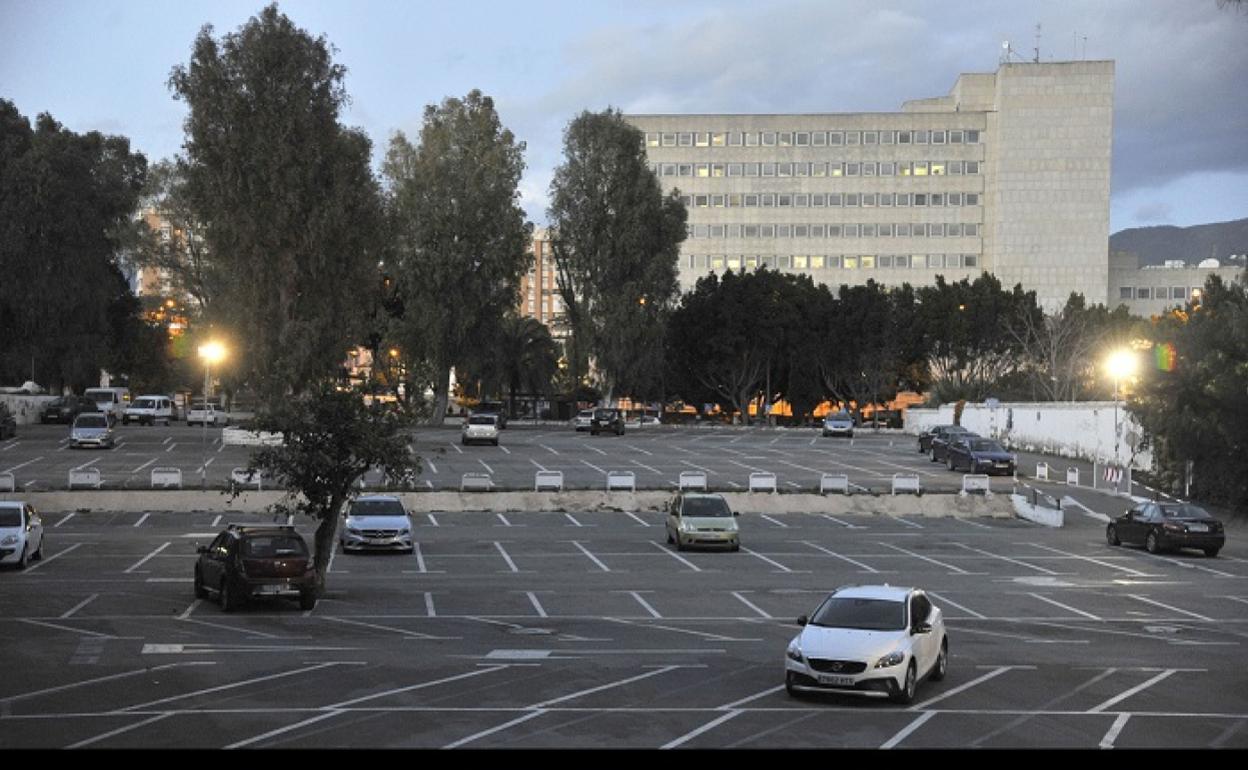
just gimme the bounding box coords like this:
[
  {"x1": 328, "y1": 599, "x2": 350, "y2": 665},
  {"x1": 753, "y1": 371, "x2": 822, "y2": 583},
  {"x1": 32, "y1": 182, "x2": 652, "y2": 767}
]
[
  {"x1": 462, "y1": 414, "x2": 500, "y2": 446},
  {"x1": 187, "y1": 402, "x2": 229, "y2": 426},
  {"x1": 785, "y1": 585, "x2": 947, "y2": 704},
  {"x1": 0, "y1": 501, "x2": 44, "y2": 570}
]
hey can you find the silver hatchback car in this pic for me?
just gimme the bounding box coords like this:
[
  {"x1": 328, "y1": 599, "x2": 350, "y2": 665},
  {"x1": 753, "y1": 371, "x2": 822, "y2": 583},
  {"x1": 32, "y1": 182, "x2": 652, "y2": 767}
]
[
  {"x1": 340, "y1": 496, "x2": 414, "y2": 554},
  {"x1": 70, "y1": 412, "x2": 115, "y2": 449}
]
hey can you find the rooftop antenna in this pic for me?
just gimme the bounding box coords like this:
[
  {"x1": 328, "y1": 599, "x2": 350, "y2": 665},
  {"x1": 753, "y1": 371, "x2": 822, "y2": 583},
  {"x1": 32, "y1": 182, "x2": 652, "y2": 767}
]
[{"x1": 1034, "y1": 23, "x2": 1042, "y2": 63}]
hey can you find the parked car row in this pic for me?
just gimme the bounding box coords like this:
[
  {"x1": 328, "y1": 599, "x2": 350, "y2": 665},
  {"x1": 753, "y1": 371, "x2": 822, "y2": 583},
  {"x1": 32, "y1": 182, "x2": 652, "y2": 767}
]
[{"x1": 918, "y1": 424, "x2": 1016, "y2": 476}]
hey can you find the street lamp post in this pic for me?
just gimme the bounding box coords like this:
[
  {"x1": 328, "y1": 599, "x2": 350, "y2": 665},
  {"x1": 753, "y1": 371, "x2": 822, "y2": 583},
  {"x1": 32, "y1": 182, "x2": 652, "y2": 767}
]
[
  {"x1": 1105, "y1": 349, "x2": 1138, "y2": 472},
  {"x1": 198, "y1": 341, "x2": 226, "y2": 489}
]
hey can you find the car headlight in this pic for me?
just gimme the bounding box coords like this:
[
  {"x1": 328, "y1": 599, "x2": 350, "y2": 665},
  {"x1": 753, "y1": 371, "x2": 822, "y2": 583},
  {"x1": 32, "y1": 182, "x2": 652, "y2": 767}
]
[
  {"x1": 1, "y1": 534, "x2": 18, "y2": 546},
  {"x1": 346, "y1": 528, "x2": 362, "y2": 536},
  {"x1": 786, "y1": 641, "x2": 804, "y2": 662},
  {"x1": 680, "y1": 520, "x2": 696, "y2": 533},
  {"x1": 875, "y1": 651, "x2": 906, "y2": 669}
]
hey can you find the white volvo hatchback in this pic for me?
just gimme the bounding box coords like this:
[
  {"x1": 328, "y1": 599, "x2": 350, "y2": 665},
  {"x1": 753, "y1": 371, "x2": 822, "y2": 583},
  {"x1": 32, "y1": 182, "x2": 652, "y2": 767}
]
[
  {"x1": 785, "y1": 585, "x2": 947, "y2": 704},
  {"x1": 0, "y1": 501, "x2": 44, "y2": 570}
]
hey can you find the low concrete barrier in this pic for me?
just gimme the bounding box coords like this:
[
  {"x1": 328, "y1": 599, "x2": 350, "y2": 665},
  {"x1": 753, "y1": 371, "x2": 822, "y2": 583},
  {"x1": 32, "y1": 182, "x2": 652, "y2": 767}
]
[
  {"x1": 1066, "y1": 467, "x2": 1079, "y2": 486},
  {"x1": 820, "y1": 473, "x2": 850, "y2": 495},
  {"x1": 606, "y1": 471, "x2": 636, "y2": 492},
  {"x1": 68, "y1": 468, "x2": 102, "y2": 489},
  {"x1": 222, "y1": 428, "x2": 284, "y2": 446},
  {"x1": 749, "y1": 472, "x2": 777, "y2": 493},
  {"x1": 678, "y1": 471, "x2": 707, "y2": 491},
  {"x1": 460, "y1": 473, "x2": 493, "y2": 492},
  {"x1": 1036, "y1": 462, "x2": 1050, "y2": 481},
  {"x1": 231, "y1": 467, "x2": 263, "y2": 491},
  {"x1": 891, "y1": 473, "x2": 921, "y2": 495},
  {"x1": 961, "y1": 474, "x2": 991, "y2": 495},
  {"x1": 150, "y1": 467, "x2": 183, "y2": 489},
  {"x1": 535, "y1": 470, "x2": 563, "y2": 492}
]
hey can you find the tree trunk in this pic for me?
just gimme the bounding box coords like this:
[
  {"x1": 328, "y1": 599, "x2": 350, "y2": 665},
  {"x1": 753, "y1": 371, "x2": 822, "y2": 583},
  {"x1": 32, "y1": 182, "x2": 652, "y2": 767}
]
[
  {"x1": 312, "y1": 507, "x2": 339, "y2": 594},
  {"x1": 427, "y1": 365, "x2": 451, "y2": 426}
]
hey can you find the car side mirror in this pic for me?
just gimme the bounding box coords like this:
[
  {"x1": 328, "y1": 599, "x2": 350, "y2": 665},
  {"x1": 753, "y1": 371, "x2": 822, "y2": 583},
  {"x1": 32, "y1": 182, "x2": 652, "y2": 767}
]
[
  {"x1": 796, "y1": 615, "x2": 808, "y2": 627},
  {"x1": 912, "y1": 622, "x2": 932, "y2": 635},
  {"x1": 196, "y1": 546, "x2": 208, "y2": 554}
]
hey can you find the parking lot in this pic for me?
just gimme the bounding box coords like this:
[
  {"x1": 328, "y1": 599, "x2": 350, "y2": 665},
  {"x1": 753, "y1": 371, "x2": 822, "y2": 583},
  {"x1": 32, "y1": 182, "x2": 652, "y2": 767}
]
[
  {"x1": 2, "y1": 422, "x2": 1136, "y2": 496},
  {"x1": 2, "y1": 501, "x2": 1246, "y2": 748}
]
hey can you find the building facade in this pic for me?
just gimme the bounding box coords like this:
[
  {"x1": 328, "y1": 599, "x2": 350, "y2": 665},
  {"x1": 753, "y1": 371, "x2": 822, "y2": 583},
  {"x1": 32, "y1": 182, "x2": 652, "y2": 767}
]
[
  {"x1": 518, "y1": 227, "x2": 570, "y2": 339},
  {"x1": 626, "y1": 60, "x2": 1115, "y2": 312}
]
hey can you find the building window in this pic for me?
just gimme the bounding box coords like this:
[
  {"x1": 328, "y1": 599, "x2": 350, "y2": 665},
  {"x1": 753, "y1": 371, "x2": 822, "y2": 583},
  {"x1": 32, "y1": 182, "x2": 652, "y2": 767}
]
[
  {"x1": 760, "y1": 255, "x2": 775, "y2": 267},
  {"x1": 744, "y1": 194, "x2": 759, "y2": 207},
  {"x1": 880, "y1": 162, "x2": 896, "y2": 176},
  {"x1": 964, "y1": 255, "x2": 978, "y2": 268},
  {"x1": 879, "y1": 255, "x2": 893, "y2": 268},
  {"x1": 966, "y1": 161, "x2": 980, "y2": 174},
  {"x1": 1119, "y1": 286, "x2": 1134, "y2": 300},
  {"x1": 897, "y1": 131, "x2": 911, "y2": 144},
  {"x1": 812, "y1": 162, "x2": 827, "y2": 177},
  {"x1": 778, "y1": 194, "x2": 792, "y2": 207},
  {"x1": 914, "y1": 193, "x2": 927, "y2": 207},
  {"x1": 895, "y1": 255, "x2": 909, "y2": 268},
  {"x1": 762, "y1": 163, "x2": 777, "y2": 177},
  {"x1": 861, "y1": 256, "x2": 876, "y2": 269},
  {"x1": 863, "y1": 131, "x2": 878, "y2": 145},
  {"x1": 930, "y1": 193, "x2": 944, "y2": 207},
  {"x1": 844, "y1": 256, "x2": 859, "y2": 269},
  {"x1": 828, "y1": 225, "x2": 843, "y2": 238},
  {"x1": 949, "y1": 192, "x2": 963, "y2": 206},
  {"x1": 745, "y1": 132, "x2": 759, "y2": 147},
  {"x1": 695, "y1": 133, "x2": 710, "y2": 147},
  {"x1": 762, "y1": 132, "x2": 777, "y2": 146},
  {"x1": 881, "y1": 130, "x2": 895, "y2": 145},
  {"x1": 965, "y1": 223, "x2": 980, "y2": 237},
  {"x1": 896, "y1": 223, "x2": 911, "y2": 237},
  {"x1": 744, "y1": 225, "x2": 759, "y2": 238},
  {"x1": 914, "y1": 130, "x2": 929, "y2": 145},
  {"x1": 846, "y1": 131, "x2": 861, "y2": 145},
  {"x1": 711, "y1": 256, "x2": 725, "y2": 270},
  {"x1": 728, "y1": 163, "x2": 742, "y2": 177},
  {"x1": 779, "y1": 132, "x2": 793, "y2": 147},
  {"x1": 662, "y1": 133, "x2": 677, "y2": 147},
  {"x1": 827, "y1": 255, "x2": 842, "y2": 268},
  {"x1": 931, "y1": 130, "x2": 946, "y2": 145},
  {"x1": 646, "y1": 133, "x2": 660, "y2": 147},
  {"x1": 845, "y1": 224, "x2": 860, "y2": 238},
  {"x1": 794, "y1": 193, "x2": 810, "y2": 207},
  {"x1": 679, "y1": 133, "x2": 693, "y2": 146},
  {"x1": 778, "y1": 163, "x2": 792, "y2": 177},
  {"x1": 711, "y1": 225, "x2": 725, "y2": 238},
  {"x1": 729, "y1": 132, "x2": 743, "y2": 146},
  {"x1": 712, "y1": 132, "x2": 727, "y2": 147},
  {"x1": 929, "y1": 223, "x2": 945, "y2": 237},
  {"x1": 727, "y1": 193, "x2": 743, "y2": 208},
  {"x1": 862, "y1": 224, "x2": 877, "y2": 238},
  {"x1": 847, "y1": 163, "x2": 860, "y2": 176},
  {"x1": 728, "y1": 224, "x2": 742, "y2": 237},
  {"x1": 1172, "y1": 286, "x2": 1186, "y2": 299},
  {"x1": 846, "y1": 193, "x2": 860, "y2": 207},
  {"x1": 879, "y1": 223, "x2": 894, "y2": 237},
  {"x1": 777, "y1": 224, "x2": 792, "y2": 238},
  {"x1": 793, "y1": 255, "x2": 808, "y2": 269},
  {"x1": 812, "y1": 132, "x2": 827, "y2": 146},
  {"x1": 879, "y1": 193, "x2": 894, "y2": 207},
  {"x1": 696, "y1": 163, "x2": 709, "y2": 178},
  {"x1": 828, "y1": 131, "x2": 844, "y2": 146},
  {"x1": 693, "y1": 225, "x2": 709, "y2": 238},
  {"x1": 829, "y1": 163, "x2": 844, "y2": 177},
  {"x1": 930, "y1": 162, "x2": 946, "y2": 176},
  {"x1": 811, "y1": 224, "x2": 826, "y2": 237},
  {"x1": 965, "y1": 193, "x2": 980, "y2": 206},
  {"x1": 678, "y1": 164, "x2": 692, "y2": 176},
  {"x1": 862, "y1": 193, "x2": 877, "y2": 207},
  {"x1": 694, "y1": 194, "x2": 709, "y2": 207},
  {"x1": 794, "y1": 162, "x2": 810, "y2": 177},
  {"x1": 947, "y1": 254, "x2": 962, "y2": 268},
  {"x1": 1138, "y1": 287, "x2": 1153, "y2": 299},
  {"x1": 896, "y1": 193, "x2": 911, "y2": 207},
  {"x1": 796, "y1": 132, "x2": 811, "y2": 146},
  {"x1": 928, "y1": 254, "x2": 944, "y2": 268},
  {"x1": 794, "y1": 224, "x2": 809, "y2": 238},
  {"x1": 950, "y1": 130, "x2": 964, "y2": 144},
  {"x1": 711, "y1": 163, "x2": 725, "y2": 177},
  {"x1": 761, "y1": 225, "x2": 775, "y2": 238},
  {"x1": 761, "y1": 193, "x2": 775, "y2": 207},
  {"x1": 661, "y1": 163, "x2": 676, "y2": 176},
  {"x1": 745, "y1": 163, "x2": 759, "y2": 177},
  {"x1": 862, "y1": 162, "x2": 877, "y2": 176},
  {"x1": 829, "y1": 193, "x2": 843, "y2": 207},
  {"x1": 913, "y1": 161, "x2": 929, "y2": 176},
  {"x1": 712, "y1": 194, "x2": 725, "y2": 208},
  {"x1": 966, "y1": 130, "x2": 980, "y2": 144},
  {"x1": 777, "y1": 255, "x2": 791, "y2": 268}
]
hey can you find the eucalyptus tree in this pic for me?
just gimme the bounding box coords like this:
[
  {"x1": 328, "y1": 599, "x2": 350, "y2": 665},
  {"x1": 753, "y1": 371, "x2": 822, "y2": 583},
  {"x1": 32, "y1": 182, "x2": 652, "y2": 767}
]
[
  {"x1": 0, "y1": 99, "x2": 147, "y2": 392},
  {"x1": 384, "y1": 90, "x2": 531, "y2": 424},
  {"x1": 133, "y1": 159, "x2": 220, "y2": 316},
  {"x1": 548, "y1": 109, "x2": 686, "y2": 402},
  {"x1": 170, "y1": 4, "x2": 385, "y2": 405}
]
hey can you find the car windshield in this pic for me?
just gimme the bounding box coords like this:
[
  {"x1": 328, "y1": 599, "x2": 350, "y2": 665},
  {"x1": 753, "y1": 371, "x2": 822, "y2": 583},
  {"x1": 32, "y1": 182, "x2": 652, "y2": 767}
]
[
  {"x1": 47, "y1": 397, "x2": 67, "y2": 408},
  {"x1": 350, "y1": 499, "x2": 407, "y2": 517},
  {"x1": 969, "y1": 439, "x2": 1004, "y2": 452},
  {"x1": 828, "y1": 413, "x2": 851, "y2": 421},
  {"x1": 133, "y1": 399, "x2": 155, "y2": 409},
  {"x1": 811, "y1": 597, "x2": 906, "y2": 631},
  {"x1": 242, "y1": 536, "x2": 308, "y2": 558},
  {"x1": 468, "y1": 415, "x2": 497, "y2": 426},
  {"x1": 86, "y1": 391, "x2": 114, "y2": 403},
  {"x1": 76, "y1": 414, "x2": 107, "y2": 428},
  {"x1": 682, "y1": 497, "x2": 732, "y2": 518},
  {"x1": 1160, "y1": 504, "x2": 1214, "y2": 520},
  {"x1": 0, "y1": 509, "x2": 21, "y2": 527},
  {"x1": 594, "y1": 409, "x2": 615, "y2": 418}
]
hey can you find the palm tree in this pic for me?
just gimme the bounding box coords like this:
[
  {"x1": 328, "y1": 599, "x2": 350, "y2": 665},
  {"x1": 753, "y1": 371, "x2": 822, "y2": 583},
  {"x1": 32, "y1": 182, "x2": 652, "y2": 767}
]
[{"x1": 469, "y1": 314, "x2": 559, "y2": 418}]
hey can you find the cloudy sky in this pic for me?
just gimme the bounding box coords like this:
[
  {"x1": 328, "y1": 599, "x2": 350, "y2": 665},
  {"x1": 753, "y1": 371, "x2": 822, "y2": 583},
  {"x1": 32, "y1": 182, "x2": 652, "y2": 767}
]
[{"x1": 2, "y1": 0, "x2": 1246, "y2": 232}]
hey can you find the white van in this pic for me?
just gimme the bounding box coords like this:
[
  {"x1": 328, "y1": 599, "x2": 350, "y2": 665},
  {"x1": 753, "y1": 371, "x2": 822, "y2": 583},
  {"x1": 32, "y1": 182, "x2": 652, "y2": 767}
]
[
  {"x1": 123, "y1": 395, "x2": 175, "y2": 425},
  {"x1": 83, "y1": 387, "x2": 131, "y2": 423}
]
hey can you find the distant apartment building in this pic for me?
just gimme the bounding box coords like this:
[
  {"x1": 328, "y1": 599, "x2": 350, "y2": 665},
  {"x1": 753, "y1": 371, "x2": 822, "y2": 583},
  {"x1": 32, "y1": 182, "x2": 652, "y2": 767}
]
[
  {"x1": 519, "y1": 228, "x2": 570, "y2": 339},
  {"x1": 626, "y1": 60, "x2": 1115, "y2": 312},
  {"x1": 1110, "y1": 251, "x2": 1246, "y2": 315}
]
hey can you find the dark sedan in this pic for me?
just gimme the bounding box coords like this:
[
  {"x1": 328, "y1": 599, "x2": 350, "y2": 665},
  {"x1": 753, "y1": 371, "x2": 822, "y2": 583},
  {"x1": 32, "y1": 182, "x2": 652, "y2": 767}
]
[
  {"x1": 944, "y1": 437, "x2": 1016, "y2": 475},
  {"x1": 40, "y1": 396, "x2": 99, "y2": 424},
  {"x1": 1107, "y1": 502, "x2": 1225, "y2": 557},
  {"x1": 929, "y1": 428, "x2": 978, "y2": 463},
  {"x1": 918, "y1": 424, "x2": 969, "y2": 455}
]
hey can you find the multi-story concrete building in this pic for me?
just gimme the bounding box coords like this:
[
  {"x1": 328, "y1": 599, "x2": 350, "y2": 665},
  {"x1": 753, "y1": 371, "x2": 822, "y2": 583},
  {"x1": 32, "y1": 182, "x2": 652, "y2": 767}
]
[
  {"x1": 1110, "y1": 252, "x2": 1246, "y2": 316},
  {"x1": 519, "y1": 228, "x2": 570, "y2": 339},
  {"x1": 626, "y1": 60, "x2": 1115, "y2": 312}
]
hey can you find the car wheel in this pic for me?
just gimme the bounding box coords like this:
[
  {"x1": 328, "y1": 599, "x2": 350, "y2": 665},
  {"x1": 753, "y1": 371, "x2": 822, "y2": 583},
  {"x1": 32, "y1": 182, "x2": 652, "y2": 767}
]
[
  {"x1": 731, "y1": 542, "x2": 740, "y2": 552},
  {"x1": 946, "y1": 457, "x2": 955, "y2": 471},
  {"x1": 1106, "y1": 525, "x2": 1121, "y2": 547},
  {"x1": 492, "y1": 439, "x2": 499, "y2": 446},
  {"x1": 1145, "y1": 531, "x2": 1161, "y2": 554},
  {"x1": 929, "y1": 448, "x2": 937, "y2": 462},
  {"x1": 666, "y1": 529, "x2": 674, "y2": 544},
  {"x1": 32, "y1": 540, "x2": 43, "y2": 561},
  {"x1": 785, "y1": 671, "x2": 801, "y2": 698},
  {"x1": 930, "y1": 638, "x2": 948, "y2": 682},
  {"x1": 890, "y1": 661, "x2": 917, "y2": 704},
  {"x1": 1204, "y1": 547, "x2": 1221, "y2": 558},
  {"x1": 220, "y1": 580, "x2": 236, "y2": 612},
  {"x1": 299, "y1": 591, "x2": 317, "y2": 611},
  {"x1": 194, "y1": 568, "x2": 208, "y2": 599},
  {"x1": 16, "y1": 543, "x2": 28, "y2": 570},
  {"x1": 675, "y1": 537, "x2": 685, "y2": 552}
]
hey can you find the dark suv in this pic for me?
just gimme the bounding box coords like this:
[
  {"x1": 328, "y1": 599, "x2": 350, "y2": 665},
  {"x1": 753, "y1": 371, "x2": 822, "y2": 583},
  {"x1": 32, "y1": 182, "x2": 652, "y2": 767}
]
[
  {"x1": 590, "y1": 408, "x2": 625, "y2": 436},
  {"x1": 194, "y1": 525, "x2": 317, "y2": 612}
]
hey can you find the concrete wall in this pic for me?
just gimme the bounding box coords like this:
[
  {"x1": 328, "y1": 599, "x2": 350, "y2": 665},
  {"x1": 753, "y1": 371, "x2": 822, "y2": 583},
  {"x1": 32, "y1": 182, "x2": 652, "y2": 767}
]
[{"x1": 906, "y1": 400, "x2": 1151, "y2": 469}]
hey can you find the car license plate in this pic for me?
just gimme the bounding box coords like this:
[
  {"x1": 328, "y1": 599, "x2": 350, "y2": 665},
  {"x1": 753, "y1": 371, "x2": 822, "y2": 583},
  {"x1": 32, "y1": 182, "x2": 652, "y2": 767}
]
[
  {"x1": 257, "y1": 585, "x2": 284, "y2": 595},
  {"x1": 1188, "y1": 523, "x2": 1208, "y2": 533},
  {"x1": 817, "y1": 674, "x2": 855, "y2": 687},
  {"x1": 369, "y1": 538, "x2": 389, "y2": 545}
]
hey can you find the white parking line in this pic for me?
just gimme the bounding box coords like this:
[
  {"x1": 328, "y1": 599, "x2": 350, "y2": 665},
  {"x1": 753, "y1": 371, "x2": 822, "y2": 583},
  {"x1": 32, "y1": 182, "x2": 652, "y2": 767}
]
[
  {"x1": 449, "y1": 442, "x2": 463, "y2": 454},
  {"x1": 953, "y1": 543, "x2": 1061, "y2": 575},
  {"x1": 879, "y1": 542, "x2": 971, "y2": 575},
  {"x1": 130, "y1": 458, "x2": 157, "y2": 475},
  {"x1": 19, "y1": 618, "x2": 113, "y2": 638},
  {"x1": 479, "y1": 459, "x2": 494, "y2": 474},
  {"x1": 731, "y1": 591, "x2": 772, "y2": 618},
  {"x1": 820, "y1": 514, "x2": 867, "y2": 529},
  {"x1": 662, "y1": 711, "x2": 743, "y2": 749},
  {"x1": 1090, "y1": 669, "x2": 1177, "y2": 713},
  {"x1": 61, "y1": 594, "x2": 99, "y2": 619},
  {"x1": 572, "y1": 541, "x2": 611, "y2": 572},
  {"x1": 742, "y1": 547, "x2": 793, "y2": 573},
  {"x1": 625, "y1": 512, "x2": 650, "y2": 527},
  {"x1": 630, "y1": 459, "x2": 664, "y2": 474},
  {"x1": 55, "y1": 512, "x2": 76, "y2": 528},
  {"x1": 425, "y1": 593, "x2": 436, "y2": 617},
  {"x1": 3, "y1": 456, "x2": 44, "y2": 474},
  {"x1": 496, "y1": 513, "x2": 514, "y2": 527},
  {"x1": 133, "y1": 513, "x2": 151, "y2": 528},
  {"x1": 581, "y1": 459, "x2": 607, "y2": 475},
  {"x1": 1099, "y1": 713, "x2": 1132, "y2": 749},
  {"x1": 1028, "y1": 593, "x2": 1103, "y2": 621},
  {"x1": 910, "y1": 665, "x2": 1025, "y2": 710},
  {"x1": 69, "y1": 713, "x2": 175, "y2": 748},
  {"x1": 494, "y1": 541, "x2": 519, "y2": 572},
  {"x1": 760, "y1": 514, "x2": 788, "y2": 528},
  {"x1": 580, "y1": 443, "x2": 608, "y2": 456},
  {"x1": 627, "y1": 591, "x2": 662, "y2": 618},
  {"x1": 802, "y1": 541, "x2": 881, "y2": 573},
  {"x1": 527, "y1": 592, "x2": 548, "y2": 618},
  {"x1": 1023, "y1": 543, "x2": 1153, "y2": 577},
  {"x1": 624, "y1": 444, "x2": 654, "y2": 456},
  {"x1": 23, "y1": 542, "x2": 82, "y2": 572},
  {"x1": 881, "y1": 711, "x2": 936, "y2": 749},
  {"x1": 565, "y1": 513, "x2": 583, "y2": 527},
  {"x1": 926, "y1": 591, "x2": 986, "y2": 619},
  {"x1": 1128, "y1": 595, "x2": 1214, "y2": 622},
  {"x1": 650, "y1": 541, "x2": 701, "y2": 571},
  {"x1": 539, "y1": 444, "x2": 560, "y2": 455},
  {"x1": 427, "y1": 514, "x2": 439, "y2": 527},
  {"x1": 443, "y1": 711, "x2": 548, "y2": 749}
]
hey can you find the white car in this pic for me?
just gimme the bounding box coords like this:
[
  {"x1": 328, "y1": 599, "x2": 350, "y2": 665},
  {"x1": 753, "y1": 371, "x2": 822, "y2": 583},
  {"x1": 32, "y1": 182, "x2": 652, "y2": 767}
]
[
  {"x1": 573, "y1": 409, "x2": 593, "y2": 431},
  {"x1": 70, "y1": 412, "x2": 115, "y2": 449},
  {"x1": 666, "y1": 492, "x2": 740, "y2": 551},
  {"x1": 0, "y1": 501, "x2": 44, "y2": 570},
  {"x1": 187, "y1": 402, "x2": 228, "y2": 426},
  {"x1": 123, "y1": 395, "x2": 175, "y2": 425},
  {"x1": 785, "y1": 585, "x2": 947, "y2": 704},
  {"x1": 340, "y1": 496, "x2": 414, "y2": 554},
  {"x1": 462, "y1": 414, "x2": 500, "y2": 446}
]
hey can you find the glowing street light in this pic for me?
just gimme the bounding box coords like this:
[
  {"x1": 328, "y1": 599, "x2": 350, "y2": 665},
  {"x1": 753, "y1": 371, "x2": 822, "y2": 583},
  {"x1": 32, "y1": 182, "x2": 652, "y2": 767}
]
[
  {"x1": 198, "y1": 341, "x2": 227, "y2": 488},
  {"x1": 1104, "y1": 349, "x2": 1138, "y2": 471}
]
